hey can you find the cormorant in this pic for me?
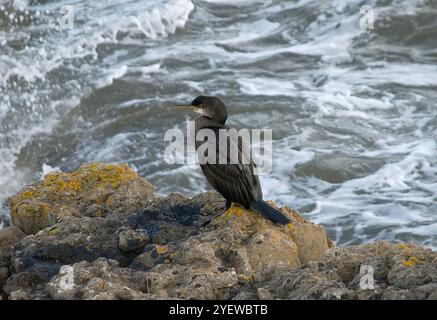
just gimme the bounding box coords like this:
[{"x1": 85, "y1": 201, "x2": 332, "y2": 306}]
[{"x1": 176, "y1": 96, "x2": 290, "y2": 225}]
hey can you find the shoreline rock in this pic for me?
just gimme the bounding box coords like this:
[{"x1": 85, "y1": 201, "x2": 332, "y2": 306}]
[{"x1": 0, "y1": 163, "x2": 435, "y2": 300}]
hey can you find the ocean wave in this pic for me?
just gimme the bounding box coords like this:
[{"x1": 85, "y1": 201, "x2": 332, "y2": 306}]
[
  {"x1": 0, "y1": 0, "x2": 194, "y2": 217},
  {"x1": 1, "y1": 0, "x2": 436, "y2": 250}
]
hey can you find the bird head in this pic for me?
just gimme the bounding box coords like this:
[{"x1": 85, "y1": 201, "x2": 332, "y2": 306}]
[{"x1": 175, "y1": 96, "x2": 228, "y2": 124}]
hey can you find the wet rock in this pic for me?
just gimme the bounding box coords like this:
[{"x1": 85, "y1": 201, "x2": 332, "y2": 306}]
[{"x1": 9, "y1": 163, "x2": 156, "y2": 234}]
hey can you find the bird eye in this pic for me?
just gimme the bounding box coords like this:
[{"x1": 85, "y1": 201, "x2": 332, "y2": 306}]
[
  {"x1": 192, "y1": 101, "x2": 203, "y2": 108},
  {"x1": 191, "y1": 98, "x2": 201, "y2": 107}
]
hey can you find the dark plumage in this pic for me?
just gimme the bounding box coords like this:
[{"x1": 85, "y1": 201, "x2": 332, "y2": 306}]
[{"x1": 177, "y1": 95, "x2": 290, "y2": 225}]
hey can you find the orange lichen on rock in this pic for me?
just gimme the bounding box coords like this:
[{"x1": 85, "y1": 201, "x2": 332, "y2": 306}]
[{"x1": 403, "y1": 256, "x2": 420, "y2": 267}]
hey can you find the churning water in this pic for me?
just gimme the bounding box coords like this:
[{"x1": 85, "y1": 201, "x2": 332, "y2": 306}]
[{"x1": 0, "y1": 0, "x2": 436, "y2": 248}]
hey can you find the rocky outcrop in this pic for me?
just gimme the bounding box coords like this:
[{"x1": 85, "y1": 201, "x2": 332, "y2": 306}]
[
  {"x1": 9, "y1": 163, "x2": 156, "y2": 234},
  {"x1": 0, "y1": 163, "x2": 435, "y2": 300}
]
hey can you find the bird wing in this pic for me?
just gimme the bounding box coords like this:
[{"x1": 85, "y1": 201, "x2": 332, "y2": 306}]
[{"x1": 196, "y1": 127, "x2": 262, "y2": 207}]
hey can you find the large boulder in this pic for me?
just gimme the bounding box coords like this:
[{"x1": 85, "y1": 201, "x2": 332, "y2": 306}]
[{"x1": 9, "y1": 163, "x2": 156, "y2": 235}]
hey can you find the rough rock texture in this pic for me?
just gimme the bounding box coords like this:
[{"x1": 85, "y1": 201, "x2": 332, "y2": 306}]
[
  {"x1": 1, "y1": 163, "x2": 436, "y2": 300},
  {"x1": 9, "y1": 163, "x2": 156, "y2": 234},
  {"x1": 0, "y1": 226, "x2": 26, "y2": 299}
]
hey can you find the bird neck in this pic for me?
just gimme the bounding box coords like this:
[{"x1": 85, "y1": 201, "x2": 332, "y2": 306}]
[{"x1": 195, "y1": 116, "x2": 227, "y2": 130}]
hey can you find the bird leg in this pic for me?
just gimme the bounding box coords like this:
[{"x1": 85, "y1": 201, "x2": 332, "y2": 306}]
[
  {"x1": 225, "y1": 200, "x2": 231, "y2": 211},
  {"x1": 198, "y1": 200, "x2": 232, "y2": 227},
  {"x1": 199, "y1": 196, "x2": 227, "y2": 216}
]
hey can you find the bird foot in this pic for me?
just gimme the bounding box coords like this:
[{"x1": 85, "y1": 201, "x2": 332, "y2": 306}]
[
  {"x1": 200, "y1": 200, "x2": 226, "y2": 217},
  {"x1": 197, "y1": 205, "x2": 246, "y2": 227},
  {"x1": 197, "y1": 211, "x2": 224, "y2": 227}
]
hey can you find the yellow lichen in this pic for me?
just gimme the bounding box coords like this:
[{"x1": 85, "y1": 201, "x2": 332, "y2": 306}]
[
  {"x1": 95, "y1": 209, "x2": 105, "y2": 217},
  {"x1": 403, "y1": 256, "x2": 419, "y2": 267},
  {"x1": 285, "y1": 223, "x2": 296, "y2": 242},
  {"x1": 21, "y1": 190, "x2": 34, "y2": 198},
  {"x1": 16, "y1": 163, "x2": 138, "y2": 204},
  {"x1": 156, "y1": 245, "x2": 169, "y2": 255},
  {"x1": 70, "y1": 178, "x2": 80, "y2": 192},
  {"x1": 10, "y1": 163, "x2": 149, "y2": 235},
  {"x1": 327, "y1": 237, "x2": 335, "y2": 248},
  {"x1": 398, "y1": 243, "x2": 410, "y2": 250},
  {"x1": 47, "y1": 226, "x2": 59, "y2": 236},
  {"x1": 237, "y1": 274, "x2": 254, "y2": 284},
  {"x1": 223, "y1": 206, "x2": 247, "y2": 219}
]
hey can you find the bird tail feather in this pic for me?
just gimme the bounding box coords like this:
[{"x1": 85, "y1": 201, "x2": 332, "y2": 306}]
[{"x1": 251, "y1": 200, "x2": 290, "y2": 225}]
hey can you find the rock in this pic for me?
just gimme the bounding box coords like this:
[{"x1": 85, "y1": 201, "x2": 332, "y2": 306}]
[
  {"x1": 0, "y1": 267, "x2": 8, "y2": 281},
  {"x1": 130, "y1": 247, "x2": 166, "y2": 271},
  {"x1": 322, "y1": 241, "x2": 393, "y2": 284},
  {"x1": 265, "y1": 241, "x2": 437, "y2": 300},
  {"x1": 9, "y1": 163, "x2": 156, "y2": 235},
  {"x1": 1, "y1": 163, "x2": 435, "y2": 300},
  {"x1": 8, "y1": 289, "x2": 32, "y2": 300},
  {"x1": 233, "y1": 291, "x2": 255, "y2": 300},
  {"x1": 0, "y1": 226, "x2": 26, "y2": 257},
  {"x1": 118, "y1": 229, "x2": 149, "y2": 254},
  {"x1": 155, "y1": 245, "x2": 169, "y2": 255},
  {"x1": 281, "y1": 207, "x2": 330, "y2": 263},
  {"x1": 268, "y1": 260, "x2": 348, "y2": 300},
  {"x1": 3, "y1": 271, "x2": 51, "y2": 300},
  {"x1": 0, "y1": 226, "x2": 26, "y2": 296},
  {"x1": 257, "y1": 287, "x2": 272, "y2": 300},
  {"x1": 46, "y1": 258, "x2": 151, "y2": 300},
  {"x1": 162, "y1": 206, "x2": 304, "y2": 278}
]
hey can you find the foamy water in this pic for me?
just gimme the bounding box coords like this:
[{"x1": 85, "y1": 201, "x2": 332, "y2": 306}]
[{"x1": 1, "y1": 0, "x2": 436, "y2": 249}]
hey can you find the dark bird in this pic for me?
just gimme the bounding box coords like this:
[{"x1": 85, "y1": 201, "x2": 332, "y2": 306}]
[{"x1": 176, "y1": 96, "x2": 290, "y2": 225}]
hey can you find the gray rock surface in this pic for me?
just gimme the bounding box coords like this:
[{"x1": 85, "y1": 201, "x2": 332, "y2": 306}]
[{"x1": 0, "y1": 163, "x2": 435, "y2": 300}]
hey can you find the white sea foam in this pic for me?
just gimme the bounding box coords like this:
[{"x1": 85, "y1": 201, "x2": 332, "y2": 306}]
[
  {"x1": 299, "y1": 139, "x2": 437, "y2": 246},
  {"x1": 237, "y1": 77, "x2": 296, "y2": 97},
  {"x1": 41, "y1": 163, "x2": 61, "y2": 177},
  {"x1": 0, "y1": 0, "x2": 194, "y2": 219}
]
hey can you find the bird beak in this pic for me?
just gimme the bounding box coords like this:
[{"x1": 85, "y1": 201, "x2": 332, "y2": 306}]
[
  {"x1": 174, "y1": 104, "x2": 194, "y2": 110},
  {"x1": 174, "y1": 104, "x2": 204, "y2": 114}
]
